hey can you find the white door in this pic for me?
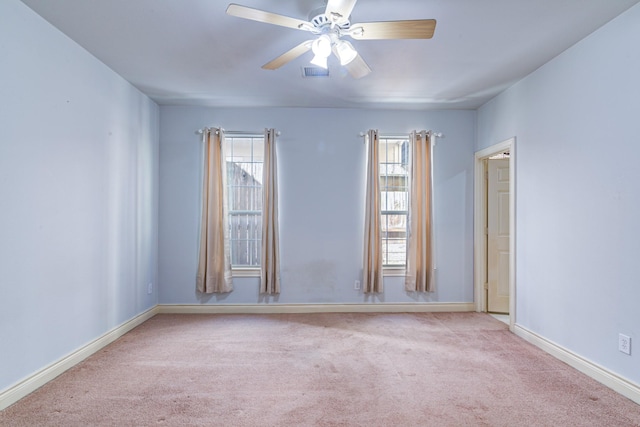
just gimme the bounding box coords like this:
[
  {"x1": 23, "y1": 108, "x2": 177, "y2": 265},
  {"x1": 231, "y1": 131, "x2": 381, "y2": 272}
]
[{"x1": 487, "y1": 158, "x2": 510, "y2": 313}]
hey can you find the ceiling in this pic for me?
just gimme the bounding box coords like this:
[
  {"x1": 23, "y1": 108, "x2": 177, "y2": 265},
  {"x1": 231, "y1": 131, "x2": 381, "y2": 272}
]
[{"x1": 21, "y1": 0, "x2": 639, "y2": 110}]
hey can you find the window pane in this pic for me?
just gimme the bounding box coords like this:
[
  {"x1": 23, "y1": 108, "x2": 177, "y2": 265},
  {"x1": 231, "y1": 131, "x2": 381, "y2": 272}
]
[
  {"x1": 379, "y1": 137, "x2": 410, "y2": 267},
  {"x1": 381, "y1": 213, "x2": 407, "y2": 266},
  {"x1": 252, "y1": 138, "x2": 264, "y2": 162},
  {"x1": 379, "y1": 139, "x2": 390, "y2": 163},
  {"x1": 381, "y1": 191, "x2": 407, "y2": 212},
  {"x1": 226, "y1": 136, "x2": 264, "y2": 267},
  {"x1": 381, "y1": 213, "x2": 407, "y2": 234},
  {"x1": 383, "y1": 237, "x2": 407, "y2": 266},
  {"x1": 227, "y1": 138, "x2": 252, "y2": 162}
]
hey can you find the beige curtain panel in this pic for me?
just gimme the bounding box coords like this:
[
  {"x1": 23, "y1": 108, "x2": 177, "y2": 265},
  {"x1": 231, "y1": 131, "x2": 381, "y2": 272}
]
[
  {"x1": 405, "y1": 131, "x2": 433, "y2": 292},
  {"x1": 196, "y1": 129, "x2": 233, "y2": 294},
  {"x1": 363, "y1": 129, "x2": 384, "y2": 293},
  {"x1": 260, "y1": 128, "x2": 280, "y2": 294}
]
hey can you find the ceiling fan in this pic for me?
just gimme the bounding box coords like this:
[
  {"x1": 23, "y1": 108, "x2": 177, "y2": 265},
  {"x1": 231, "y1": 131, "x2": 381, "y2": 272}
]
[{"x1": 226, "y1": 0, "x2": 436, "y2": 78}]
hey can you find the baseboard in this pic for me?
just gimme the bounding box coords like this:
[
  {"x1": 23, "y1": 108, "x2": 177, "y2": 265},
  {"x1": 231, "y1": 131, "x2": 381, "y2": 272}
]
[
  {"x1": 514, "y1": 324, "x2": 640, "y2": 405},
  {"x1": 158, "y1": 302, "x2": 475, "y2": 314},
  {"x1": 0, "y1": 306, "x2": 159, "y2": 411}
]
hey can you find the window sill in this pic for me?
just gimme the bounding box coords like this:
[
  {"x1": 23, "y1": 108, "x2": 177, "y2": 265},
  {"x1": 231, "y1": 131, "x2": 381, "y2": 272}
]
[
  {"x1": 232, "y1": 268, "x2": 261, "y2": 278},
  {"x1": 383, "y1": 267, "x2": 406, "y2": 277}
]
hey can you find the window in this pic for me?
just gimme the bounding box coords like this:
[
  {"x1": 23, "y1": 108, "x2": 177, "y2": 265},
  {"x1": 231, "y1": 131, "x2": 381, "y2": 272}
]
[
  {"x1": 379, "y1": 137, "x2": 410, "y2": 267},
  {"x1": 225, "y1": 135, "x2": 264, "y2": 267}
]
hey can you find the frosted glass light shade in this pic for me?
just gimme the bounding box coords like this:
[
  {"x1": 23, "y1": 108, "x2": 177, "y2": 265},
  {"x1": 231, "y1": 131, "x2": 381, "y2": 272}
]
[
  {"x1": 312, "y1": 34, "x2": 332, "y2": 58},
  {"x1": 310, "y1": 54, "x2": 328, "y2": 69},
  {"x1": 335, "y1": 40, "x2": 357, "y2": 65},
  {"x1": 310, "y1": 35, "x2": 332, "y2": 69}
]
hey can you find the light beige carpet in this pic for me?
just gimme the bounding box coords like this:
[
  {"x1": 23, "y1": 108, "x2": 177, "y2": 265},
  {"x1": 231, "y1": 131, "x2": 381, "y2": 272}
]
[{"x1": 1, "y1": 312, "x2": 639, "y2": 426}]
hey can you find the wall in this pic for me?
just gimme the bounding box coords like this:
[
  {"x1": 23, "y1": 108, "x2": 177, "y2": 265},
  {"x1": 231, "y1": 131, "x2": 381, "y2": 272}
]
[
  {"x1": 159, "y1": 107, "x2": 475, "y2": 305},
  {"x1": 477, "y1": 4, "x2": 640, "y2": 385},
  {"x1": 0, "y1": 0, "x2": 159, "y2": 392}
]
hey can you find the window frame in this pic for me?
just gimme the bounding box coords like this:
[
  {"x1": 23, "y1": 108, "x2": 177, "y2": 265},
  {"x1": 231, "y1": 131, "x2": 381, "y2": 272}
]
[
  {"x1": 378, "y1": 135, "x2": 411, "y2": 271},
  {"x1": 224, "y1": 133, "x2": 264, "y2": 274}
]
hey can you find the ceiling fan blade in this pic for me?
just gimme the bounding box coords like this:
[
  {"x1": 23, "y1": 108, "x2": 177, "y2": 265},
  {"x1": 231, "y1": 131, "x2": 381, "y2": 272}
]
[
  {"x1": 350, "y1": 19, "x2": 436, "y2": 40},
  {"x1": 226, "y1": 4, "x2": 310, "y2": 31},
  {"x1": 344, "y1": 54, "x2": 371, "y2": 79},
  {"x1": 262, "y1": 40, "x2": 313, "y2": 70},
  {"x1": 325, "y1": 0, "x2": 358, "y2": 24}
]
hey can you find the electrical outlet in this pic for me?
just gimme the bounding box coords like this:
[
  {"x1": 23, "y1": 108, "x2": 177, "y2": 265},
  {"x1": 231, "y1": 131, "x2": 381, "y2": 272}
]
[
  {"x1": 354, "y1": 280, "x2": 361, "y2": 290},
  {"x1": 147, "y1": 282, "x2": 153, "y2": 295},
  {"x1": 618, "y1": 334, "x2": 631, "y2": 355}
]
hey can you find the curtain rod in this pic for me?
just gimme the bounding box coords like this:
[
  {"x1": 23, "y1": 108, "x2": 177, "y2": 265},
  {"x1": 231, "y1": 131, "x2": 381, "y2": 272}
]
[
  {"x1": 358, "y1": 130, "x2": 443, "y2": 138},
  {"x1": 195, "y1": 127, "x2": 281, "y2": 136},
  {"x1": 359, "y1": 131, "x2": 443, "y2": 145}
]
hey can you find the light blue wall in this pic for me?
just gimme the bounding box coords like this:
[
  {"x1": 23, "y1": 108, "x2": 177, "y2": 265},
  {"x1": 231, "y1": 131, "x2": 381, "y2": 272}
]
[
  {"x1": 10, "y1": 0, "x2": 637, "y2": 402},
  {"x1": 0, "y1": 0, "x2": 159, "y2": 392},
  {"x1": 159, "y1": 107, "x2": 476, "y2": 305},
  {"x1": 477, "y1": 4, "x2": 640, "y2": 385}
]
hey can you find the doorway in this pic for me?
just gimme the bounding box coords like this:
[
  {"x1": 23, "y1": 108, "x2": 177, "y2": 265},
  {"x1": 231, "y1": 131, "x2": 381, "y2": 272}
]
[{"x1": 474, "y1": 138, "x2": 515, "y2": 329}]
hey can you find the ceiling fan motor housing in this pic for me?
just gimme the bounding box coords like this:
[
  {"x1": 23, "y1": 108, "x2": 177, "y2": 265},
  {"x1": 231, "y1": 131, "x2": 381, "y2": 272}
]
[{"x1": 308, "y1": 6, "x2": 351, "y2": 33}]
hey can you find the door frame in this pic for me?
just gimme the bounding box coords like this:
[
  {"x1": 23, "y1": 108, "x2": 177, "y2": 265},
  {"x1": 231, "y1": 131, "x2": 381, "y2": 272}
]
[{"x1": 474, "y1": 137, "x2": 516, "y2": 330}]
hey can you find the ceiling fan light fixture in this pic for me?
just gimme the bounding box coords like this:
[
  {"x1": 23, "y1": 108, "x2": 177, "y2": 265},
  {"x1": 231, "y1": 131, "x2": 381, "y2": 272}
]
[
  {"x1": 335, "y1": 40, "x2": 357, "y2": 65},
  {"x1": 311, "y1": 34, "x2": 332, "y2": 57},
  {"x1": 310, "y1": 34, "x2": 332, "y2": 68},
  {"x1": 310, "y1": 53, "x2": 328, "y2": 69}
]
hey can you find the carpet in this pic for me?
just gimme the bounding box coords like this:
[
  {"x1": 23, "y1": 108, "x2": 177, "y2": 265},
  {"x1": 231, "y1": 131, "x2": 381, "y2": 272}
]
[{"x1": 1, "y1": 312, "x2": 639, "y2": 426}]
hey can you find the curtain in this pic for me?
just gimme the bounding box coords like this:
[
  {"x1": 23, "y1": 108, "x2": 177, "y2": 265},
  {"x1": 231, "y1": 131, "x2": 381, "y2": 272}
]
[
  {"x1": 405, "y1": 131, "x2": 433, "y2": 292},
  {"x1": 363, "y1": 129, "x2": 383, "y2": 293},
  {"x1": 260, "y1": 128, "x2": 280, "y2": 294},
  {"x1": 196, "y1": 128, "x2": 233, "y2": 293}
]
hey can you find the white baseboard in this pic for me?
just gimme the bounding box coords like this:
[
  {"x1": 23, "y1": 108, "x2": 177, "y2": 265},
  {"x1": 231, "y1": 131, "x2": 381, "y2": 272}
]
[
  {"x1": 0, "y1": 306, "x2": 159, "y2": 411},
  {"x1": 514, "y1": 324, "x2": 640, "y2": 405},
  {"x1": 158, "y1": 302, "x2": 475, "y2": 314}
]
